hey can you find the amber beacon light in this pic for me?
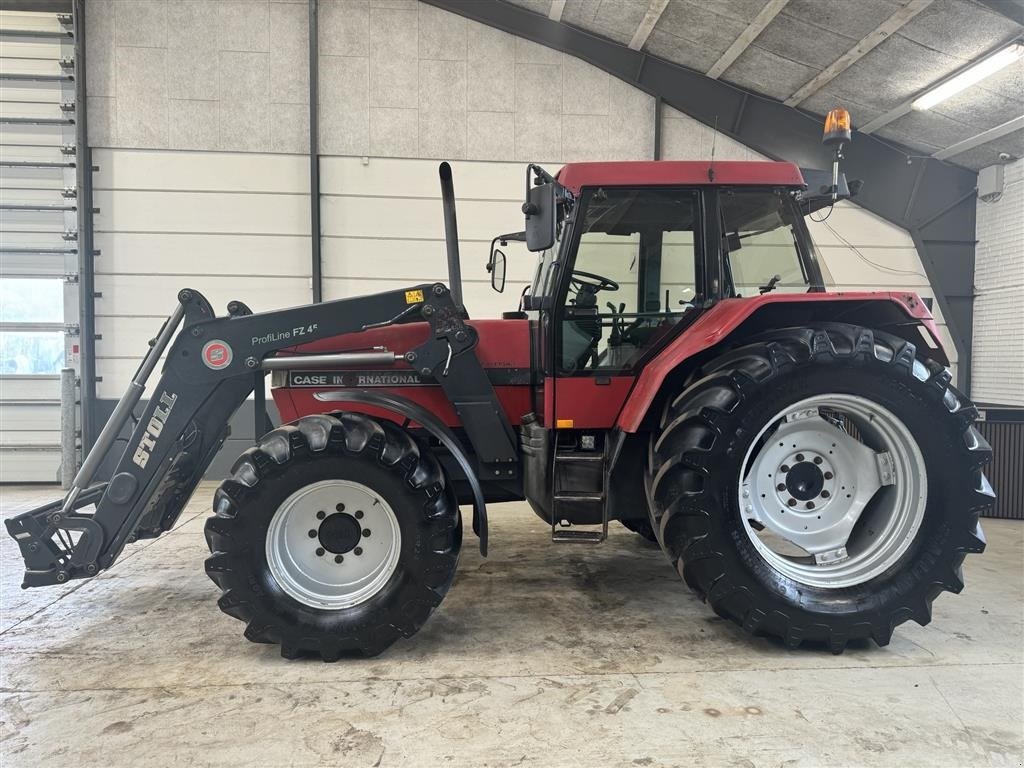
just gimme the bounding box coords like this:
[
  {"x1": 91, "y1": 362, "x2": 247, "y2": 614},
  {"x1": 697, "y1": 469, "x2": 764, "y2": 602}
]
[{"x1": 823, "y1": 107, "x2": 852, "y2": 147}]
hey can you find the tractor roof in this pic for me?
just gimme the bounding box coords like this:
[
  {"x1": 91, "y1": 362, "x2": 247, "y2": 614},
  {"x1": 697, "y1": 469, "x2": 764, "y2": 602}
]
[{"x1": 556, "y1": 160, "x2": 805, "y2": 194}]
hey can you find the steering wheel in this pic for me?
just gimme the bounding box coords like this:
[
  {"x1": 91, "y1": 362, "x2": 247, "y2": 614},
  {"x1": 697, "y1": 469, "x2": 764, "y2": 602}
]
[{"x1": 570, "y1": 269, "x2": 619, "y2": 293}]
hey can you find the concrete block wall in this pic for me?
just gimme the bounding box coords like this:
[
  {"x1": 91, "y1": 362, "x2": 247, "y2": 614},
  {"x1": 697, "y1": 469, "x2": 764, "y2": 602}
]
[
  {"x1": 86, "y1": 0, "x2": 654, "y2": 162},
  {"x1": 86, "y1": 0, "x2": 310, "y2": 153},
  {"x1": 972, "y1": 159, "x2": 1024, "y2": 407}
]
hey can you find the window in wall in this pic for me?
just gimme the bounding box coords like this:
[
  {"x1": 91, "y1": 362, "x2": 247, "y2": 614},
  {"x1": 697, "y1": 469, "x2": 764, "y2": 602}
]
[{"x1": 0, "y1": 278, "x2": 65, "y2": 375}]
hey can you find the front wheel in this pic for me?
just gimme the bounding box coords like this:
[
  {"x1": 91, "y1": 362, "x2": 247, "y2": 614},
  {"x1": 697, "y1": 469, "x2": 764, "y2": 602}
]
[
  {"x1": 648, "y1": 324, "x2": 992, "y2": 652},
  {"x1": 204, "y1": 413, "x2": 461, "y2": 660}
]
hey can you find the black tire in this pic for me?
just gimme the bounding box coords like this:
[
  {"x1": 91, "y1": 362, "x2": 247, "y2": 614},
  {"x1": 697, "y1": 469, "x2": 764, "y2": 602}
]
[
  {"x1": 620, "y1": 518, "x2": 658, "y2": 542},
  {"x1": 648, "y1": 324, "x2": 992, "y2": 652},
  {"x1": 204, "y1": 412, "x2": 461, "y2": 660}
]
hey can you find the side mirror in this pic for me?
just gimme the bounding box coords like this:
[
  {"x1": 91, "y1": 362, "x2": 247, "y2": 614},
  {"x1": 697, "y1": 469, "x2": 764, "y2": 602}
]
[
  {"x1": 523, "y1": 182, "x2": 555, "y2": 252},
  {"x1": 489, "y1": 248, "x2": 507, "y2": 293}
]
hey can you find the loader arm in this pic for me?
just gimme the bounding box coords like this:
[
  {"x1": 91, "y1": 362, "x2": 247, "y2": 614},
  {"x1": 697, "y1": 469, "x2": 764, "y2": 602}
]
[{"x1": 6, "y1": 283, "x2": 517, "y2": 588}]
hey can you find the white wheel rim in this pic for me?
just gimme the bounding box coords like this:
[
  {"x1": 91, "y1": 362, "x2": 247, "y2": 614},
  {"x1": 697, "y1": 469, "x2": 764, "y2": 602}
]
[
  {"x1": 738, "y1": 394, "x2": 927, "y2": 589},
  {"x1": 265, "y1": 479, "x2": 401, "y2": 609}
]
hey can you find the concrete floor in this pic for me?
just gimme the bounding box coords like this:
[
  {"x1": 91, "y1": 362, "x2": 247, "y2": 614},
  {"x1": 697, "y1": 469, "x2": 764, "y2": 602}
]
[{"x1": 1, "y1": 483, "x2": 1021, "y2": 768}]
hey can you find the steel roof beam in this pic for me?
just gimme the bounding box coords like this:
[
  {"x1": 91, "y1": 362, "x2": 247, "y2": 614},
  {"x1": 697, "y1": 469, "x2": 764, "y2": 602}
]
[{"x1": 706, "y1": 0, "x2": 789, "y2": 80}]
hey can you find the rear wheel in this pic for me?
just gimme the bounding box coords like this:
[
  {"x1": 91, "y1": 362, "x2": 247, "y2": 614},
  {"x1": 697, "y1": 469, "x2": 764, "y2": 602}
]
[
  {"x1": 204, "y1": 413, "x2": 461, "y2": 660},
  {"x1": 648, "y1": 324, "x2": 992, "y2": 652}
]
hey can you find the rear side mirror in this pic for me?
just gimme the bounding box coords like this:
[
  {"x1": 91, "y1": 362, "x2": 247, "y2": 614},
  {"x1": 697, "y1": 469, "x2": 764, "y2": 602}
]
[
  {"x1": 489, "y1": 248, "x2": 507, "y2": 293},
  {"x1": 523, "y1": 182, "x2": 555, "y2": 252}
]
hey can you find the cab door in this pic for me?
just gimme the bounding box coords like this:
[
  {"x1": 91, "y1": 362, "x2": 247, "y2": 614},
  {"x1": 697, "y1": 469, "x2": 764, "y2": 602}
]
[{"x1": 547, "y1": 186, "x2": 706, "y2": 429}]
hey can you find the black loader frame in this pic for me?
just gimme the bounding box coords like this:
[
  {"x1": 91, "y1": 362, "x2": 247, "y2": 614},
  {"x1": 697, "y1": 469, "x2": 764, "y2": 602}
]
[{"x1": 6, "y1": 283, "x2": 515, "y2": 587}]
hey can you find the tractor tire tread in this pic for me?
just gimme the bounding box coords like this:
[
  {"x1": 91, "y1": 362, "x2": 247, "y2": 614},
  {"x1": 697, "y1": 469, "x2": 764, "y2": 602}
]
[
  {"x1": 647, "y1": 323, "x2": 992, "y2": 652},
  {"x1": 204, "y1": 412, "x2": 461, "y2": 661}
]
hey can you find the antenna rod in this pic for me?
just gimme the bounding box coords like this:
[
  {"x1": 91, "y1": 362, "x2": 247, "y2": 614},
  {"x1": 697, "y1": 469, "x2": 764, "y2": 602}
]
[
  {"x1": 438, "y1": 162, "x2": 464, "y2": 308},
  {"x1": 708, "y1": 115, "x2": 719, "y2": 182}
]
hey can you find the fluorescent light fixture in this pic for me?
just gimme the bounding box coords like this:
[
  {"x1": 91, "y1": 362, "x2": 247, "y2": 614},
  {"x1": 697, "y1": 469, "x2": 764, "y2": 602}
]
[{"x1": 912, "y1": 42, "x2": 1024, "y2": 111}]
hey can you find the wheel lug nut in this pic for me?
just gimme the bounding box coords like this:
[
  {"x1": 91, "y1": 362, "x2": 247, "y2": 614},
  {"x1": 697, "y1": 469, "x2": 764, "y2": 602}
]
[
  {"x1": 307, "y1": 529, "x2": 317, "y2": 538},
  {"x1": 824, "y1": 471, "x2": 834, "y2": 480},
  {"x1": 787, "y1": 499, "x2": 796, "y2": 507},
  {"x1": 315, "y1": 547, "x2": 325, "y2": 556},
  {"x1": 354, "y1": 547, "x2": 363, "y2": 556},
  {"x1": 780, "y1": 465, "x2": 790, "y2": 473},
  {"x1": 316, "y1": 510, "x2": 325, "y2": 520},
  {"x1": 362, "y1": 528, "x2": 371, "y2": 537},
  {"x1": 806, "y1": 501, "x2": 815, "y2": 509},
  {"x1": 336, "y1": 503, "x2": 345, "y2": 512},
  {"x1": 813, "y1": 456, "x2": 822, "y2": 465},
  {"x1": 335, "y1": 554, "x2": 344, "y2": 564},
  {"x1": 795, "y1": 453, "x2": 804, "y2": 462},
  {"x1": 355, "y1": 510, "x2": 364, "y2": 520},
  {"x1": 821, "y1": 490, "x2": 830, "y2": 498},
  {"x1": 776, "y1": 483, "x2": 786, "y2": 492}
]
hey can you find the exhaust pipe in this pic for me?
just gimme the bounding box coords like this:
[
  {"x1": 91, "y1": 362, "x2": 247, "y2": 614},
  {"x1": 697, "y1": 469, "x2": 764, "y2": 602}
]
[{"x1": 438, "y1": 162, "x2": 463, "y2": 309}]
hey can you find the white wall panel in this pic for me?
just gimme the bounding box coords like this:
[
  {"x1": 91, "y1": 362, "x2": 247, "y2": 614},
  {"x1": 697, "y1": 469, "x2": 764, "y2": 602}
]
[
  {"x1": 0, "y1": 165, "x2": 65, "y2": 191},
  {"x1": 93, "y1": 148, "x2": 308, "y2": 193},
  {"x1": 0, "y1": 377, "x2": 60, "y2": 401},
  {"x1": 0, "y1": 449, "x2": 60, "y2": 482},
  {"x1": 94, "y1": 232, "x2": 311, "y2": 277},
  {"x1": 94, "y1": 274, "x2": 310, "y2": 318},
  {"x1": 320, "y1": 157, "x2": 527, "y2": 200},
  {"x1": 0, "y1": 122, "x2": 66, "y2": 147},
  {"x1": 320, "y1": 195, "x2": 518, "y2": 242},
  {"x1": 93, "y1": 190, "x2": 309, "y2": 235},
  {"x1": 972, "y1": 159, "x2": 1024, "y2": 406},
  {"x1": 322, "y1": 237, "x2": 533, "y2": 283},
  {"x1": 0, "y1": 403, "x2": 60, "y2": 432},
  {"x1": 90, "y1": 149, "x2": 315, "y2": 395}
]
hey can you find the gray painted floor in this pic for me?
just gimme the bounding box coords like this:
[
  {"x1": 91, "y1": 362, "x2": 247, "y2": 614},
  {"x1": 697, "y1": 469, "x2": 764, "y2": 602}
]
[{"x1": 1, "y1": 483, "x2": 1021, "y2": 767}]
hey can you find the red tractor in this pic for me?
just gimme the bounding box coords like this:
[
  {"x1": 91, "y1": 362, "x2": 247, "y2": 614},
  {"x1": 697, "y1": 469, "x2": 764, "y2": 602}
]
[{"x1": 8, "y1": 112, "x2": 992, "y2": 659}]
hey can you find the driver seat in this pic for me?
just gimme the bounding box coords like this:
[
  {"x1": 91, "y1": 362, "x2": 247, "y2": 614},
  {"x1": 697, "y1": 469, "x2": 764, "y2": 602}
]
[{"x1": 565, "y1": 283, "x2": 602, "y2": 370}]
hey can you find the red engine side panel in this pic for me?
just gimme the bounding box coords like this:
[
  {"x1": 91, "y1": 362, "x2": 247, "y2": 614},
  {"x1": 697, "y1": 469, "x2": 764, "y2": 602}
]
[
  {"x1": 616, "y1": 291, "x2": 943, "y2": 433},
  {"x1": 272, "y1": 319, "x2": 533, "y2": 428},
  {"x1": 545, "y1": 376, "x2": 636, "y2": 429}
]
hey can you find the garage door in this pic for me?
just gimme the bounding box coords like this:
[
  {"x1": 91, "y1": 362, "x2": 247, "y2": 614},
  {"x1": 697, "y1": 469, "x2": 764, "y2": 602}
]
[{"x1": 1, "y1": 9, "x2": 79, "y2": 482}]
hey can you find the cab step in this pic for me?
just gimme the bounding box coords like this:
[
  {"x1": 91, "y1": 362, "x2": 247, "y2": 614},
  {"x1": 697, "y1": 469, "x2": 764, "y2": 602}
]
[{"x1": 551, "y1": 448, "x2": 608, "y2": 544}]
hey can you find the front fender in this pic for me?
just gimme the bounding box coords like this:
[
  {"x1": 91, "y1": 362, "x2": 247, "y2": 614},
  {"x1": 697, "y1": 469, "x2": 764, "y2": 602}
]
[{"x1": 314, "y1": 389, "x2": 488, "y2": 556}]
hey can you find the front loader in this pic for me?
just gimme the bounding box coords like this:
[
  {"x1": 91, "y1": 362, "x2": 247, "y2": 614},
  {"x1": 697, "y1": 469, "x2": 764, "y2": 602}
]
[{"x1": 6, "y1": 110, "x2": 993, "y2": 659}]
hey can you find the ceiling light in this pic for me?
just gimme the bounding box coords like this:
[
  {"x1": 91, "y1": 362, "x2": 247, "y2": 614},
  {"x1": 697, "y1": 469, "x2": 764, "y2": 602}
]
[{"x1": 912, "y1": 41, "x2": 1024, "y2": 111}]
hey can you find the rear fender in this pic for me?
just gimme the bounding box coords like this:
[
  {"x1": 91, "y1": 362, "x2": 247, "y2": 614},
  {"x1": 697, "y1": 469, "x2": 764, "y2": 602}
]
[
  {"x1": 618, "y1": 291, "x2": 947, "y2": 433},
  {"x1": 318, "y1": 389, "x2": 489, "y2": 556}
]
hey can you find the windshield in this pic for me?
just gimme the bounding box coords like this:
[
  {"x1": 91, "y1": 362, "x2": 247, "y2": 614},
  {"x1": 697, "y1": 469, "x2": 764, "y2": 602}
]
[{"x1": 720, "y1": 188, "x2": 816, "y2": 296}]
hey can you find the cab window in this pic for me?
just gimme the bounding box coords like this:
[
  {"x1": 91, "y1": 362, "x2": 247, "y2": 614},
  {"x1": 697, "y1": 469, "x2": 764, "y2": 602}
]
[
  {"x1": 558, "y1": 187, "x2": 701, "y2": 374},
  {"x1": 721, "y1": 188, "x2": 810, "y2": 296}
]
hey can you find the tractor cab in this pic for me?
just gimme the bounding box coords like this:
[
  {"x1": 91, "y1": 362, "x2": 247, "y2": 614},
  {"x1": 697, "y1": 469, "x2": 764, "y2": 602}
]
[{"x1": 505, "y1": 161, "x2": 827, "y2": 380}]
